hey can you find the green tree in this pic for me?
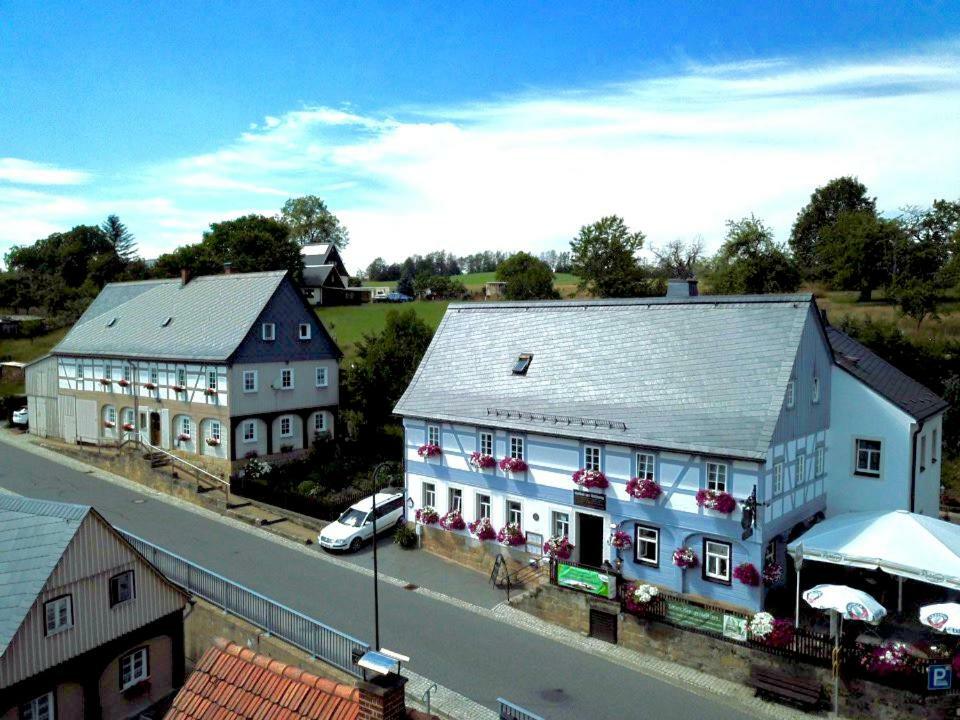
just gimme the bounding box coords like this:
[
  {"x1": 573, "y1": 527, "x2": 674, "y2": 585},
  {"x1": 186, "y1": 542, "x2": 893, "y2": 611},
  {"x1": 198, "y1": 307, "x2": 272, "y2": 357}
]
[
  {"x1": 280, "y1": 195, "x2": 349, "y2": 248},
  {"x1": 101, "y1": 215, "x2": 137, "y2": 262},
  {"x1": 897, "y1": 280, "x2": 939, "y2": 329},
  {"x1": 707, "y1": 216, "x2": 800, "y2": 295},
  {"x1": 790, "y1": 177, "x2": 876, "y2": 275},
  {"x1": 816, "y1": 210, "x2": 901, "y2": 301},
  {"x1": 651, "y1": 238, "x2": 704, "y2": 279},
  {"x1": 495, "y1": 252, "x2": 559, "y2": 300},
  {"x1": 570, "y1": 216, "x2": 648, "y2": 297}
]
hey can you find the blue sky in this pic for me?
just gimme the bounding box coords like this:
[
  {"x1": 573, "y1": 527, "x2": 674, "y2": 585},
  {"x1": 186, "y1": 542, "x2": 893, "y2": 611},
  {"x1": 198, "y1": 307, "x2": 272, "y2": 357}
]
[{"x1": 2, "y1": 1, "x2": 959, "y2": 270}]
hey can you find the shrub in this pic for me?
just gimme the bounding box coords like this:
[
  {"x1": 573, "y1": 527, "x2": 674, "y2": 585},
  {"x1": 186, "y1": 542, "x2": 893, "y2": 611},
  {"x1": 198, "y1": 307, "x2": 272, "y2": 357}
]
[{"x1": 394, "y1": 523, "x2": 417, "y2": 549}]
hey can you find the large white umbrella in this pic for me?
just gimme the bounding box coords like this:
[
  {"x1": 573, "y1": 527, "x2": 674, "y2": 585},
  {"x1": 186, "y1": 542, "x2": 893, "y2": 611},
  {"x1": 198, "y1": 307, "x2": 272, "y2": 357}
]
[
  {"x1": 803, "y1": 584, "x2": 887, "y2": 624},
  {"x1": 920, "y1": 603, "x2": 960, "y2": 634}
]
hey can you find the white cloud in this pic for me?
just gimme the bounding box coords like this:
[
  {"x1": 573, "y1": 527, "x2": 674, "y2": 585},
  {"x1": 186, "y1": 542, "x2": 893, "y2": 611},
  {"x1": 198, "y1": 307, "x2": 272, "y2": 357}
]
[{"x1": 0, "y1": 158, "x2": 91, "y2": 186}]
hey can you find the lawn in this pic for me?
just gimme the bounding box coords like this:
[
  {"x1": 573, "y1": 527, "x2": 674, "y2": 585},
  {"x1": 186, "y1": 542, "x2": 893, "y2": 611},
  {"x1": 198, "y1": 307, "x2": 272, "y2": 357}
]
[
  {"x1": 810, "y1": 286, "x2": 960, "y2": 342},
  {"x1": 316, "y1": 301, "x2": 450, "y2": 359},
  {"x1": 0, "y1": 326, "x2": 68, "y2": 397},
  {"x1": 369, "y1": 272, "x2": 581, "y2": 296}
]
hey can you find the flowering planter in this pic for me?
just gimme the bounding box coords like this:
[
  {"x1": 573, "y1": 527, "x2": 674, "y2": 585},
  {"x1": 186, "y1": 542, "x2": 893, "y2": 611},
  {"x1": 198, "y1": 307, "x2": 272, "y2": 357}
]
[
  {"x1": 497, "y1": 522, "x2": 525, "y2": 547},
  {"x1": 672, "y1": 547, "x2": 698, "y2": 569},
  {"x1": 733, "y1": 562, "x2": 760, "y2": 586},
  {"x1": 749, "y1": 613, "x2": 795, "y2": 648},
  {"x1": 415, "y1": 506, "x2": 439, "y2": 525},
  {"x1": 695, "y1": 489, "x2": 737, "y2": 514},
  {"x1": 543, "y1": 535, "x2": 574, "y2": 560},
  {"x1": 572, "y1": 469, "x2": 609, "y2": 490},
  {"x1": 103, "y1": 421, "x2": 116, "y2": 429},
  {"x1": 171, "y1": 385, "x2": 186, "y2": 393},
  {"x1": 762, "y1": 561, "x2": 784, "y2": 586},
  {"x1": 468, "y1": 517, "x2": 496, "y2": 541},
  {"x1": 439, "y1": 510, "x2": 466, "y2": 531},
  {"x1": 468, "y1": 451, "x2": 496, "y2": 469},
  {"x1": 143, "y1": 382, "x2": 157, "y2": 390},
  {"x1": 122, "y1": 423, "x2": 136, "y2": 431},
  {"x1": 626, "y1": 476, "x2": 662, "y2": 500},
  {"x1": 417, "y1": 443, "x2": 442, "y2": 459},
  {"x1": 204, "y1": 388, "x2": 218, "y2": 396},
  {"x1": 205, "y1": 438, "x2": 221, "y2": 447},
  {"x1": 99, "y1": 378, "x2": 113, "y2": 386},
  {"x1": 498, "y1": 457, "x2": 528, "y2": 473},
  {"x1": 610, "y1": 530, "x2": 632, "y2": 550},
  {"x1": 117, "y1": 379, "x2": 130, "y2": 388},
  {"x1": 623, "y1": 583, "x2": 660, "y2": 614},
  {"x1": 176, "y1": 433, "x2": 191, "y2": 442}
]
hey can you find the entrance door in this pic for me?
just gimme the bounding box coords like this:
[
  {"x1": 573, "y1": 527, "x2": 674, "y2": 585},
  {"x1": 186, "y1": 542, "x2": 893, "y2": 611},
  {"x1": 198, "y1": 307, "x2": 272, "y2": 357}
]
[
  {"x1": 149, "y1": 412, "x2": 161, "y2": 445},
  {"x1": 577, "y1": 513, "x2": 604, "y2": 568}
]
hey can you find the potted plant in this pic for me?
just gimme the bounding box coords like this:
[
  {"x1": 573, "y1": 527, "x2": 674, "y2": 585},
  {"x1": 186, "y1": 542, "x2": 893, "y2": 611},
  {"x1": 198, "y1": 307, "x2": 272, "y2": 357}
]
[
  {"x1": 143, "y1": 382, "x2": 157, "y2": 390},
  {"x1": 99, "y1": 378, "x2": 113, "y2": 386},
  {"x1": 439, "y1": 509, "x2": 466, "y2": 531},
  {"x1": 176, "y1": 433, "x2": 191, "y2": 442},
  {"x1": 623, "y1": 583, "x2": 659, "y2": 614},
  {"x1": 610, "y1": 530, "x2": 632, "y2": 549},
  {"x1": 117, "y1": 379, "x2": 130, "y2": 388},
  {"x1": 542, "y1": 535, "x2": 574, "y2": 560},
  {"x1": 468, "y1": 516, "x2": 496, "y2": 541},
  {"x1": 626, "y1": 476, "x2": 662, "y2": 500},
  {"x1": 861, "y1": 641, "x2": 916, "y2": 677},
  {"x1": 418, "y1": 443, "x2": 442, "y2": 458},
  {"x1": 733, "y1": 562, "x2": 760, "y2": 586},
  {"x1": 672, "y1": 546, "x2": 698, "y2": 569},
  {"x1": 122, "y1": 422, "x2": 135, "y2": 431},
  {"x1": 572, "y1": 468, "x2": 609, "y2": 490},
  {"x1": 695, "y1": 489, "x2": 737, "y2": 514},
  {"x1": 204, "y1": 387, "x2": 218, "y2": 396},
  {"x1": 103, "y1": 420, "x2": 116, "y2": 429},
  {"x1": 468, "y1": 451, "x2": 496, "y2": 469},
  {"x1": 762, "y1": 560, "x2": 784, "y2": 586},
  {"x1": 205, "y1": 437, "x2": 221, "y2": 447},
  {"x1": 497, "y1": 522, "x2": 525, "y2": 547},
  {"x1": 498, "y1": 457, "x2": 528, "y2": 473},
  {"x1": 749, "y1": 612, "x2": 794, "y2": 648},
  {"x1": 171, "y1": 384, "x2": 186, "y2": 393},
  {"x1": 415, "y1": 506, "x2": 439, "y2": 525}
]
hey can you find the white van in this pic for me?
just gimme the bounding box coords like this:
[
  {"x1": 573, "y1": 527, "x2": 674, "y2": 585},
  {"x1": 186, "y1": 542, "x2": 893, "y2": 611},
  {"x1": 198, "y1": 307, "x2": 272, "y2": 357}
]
[{"x1": 318, "y1": 492, "x2": 405, "y2": 552}]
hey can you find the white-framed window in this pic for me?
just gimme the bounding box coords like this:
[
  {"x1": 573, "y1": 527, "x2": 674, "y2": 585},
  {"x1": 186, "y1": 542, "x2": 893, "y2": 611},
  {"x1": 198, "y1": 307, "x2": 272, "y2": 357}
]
[
  {"x1": 635, "y1": 525, "x2": 659, "y2": 566},
  {"x1": 176, "y1": 368, "x2": 186, "y2": 387},
  {"x1": 120, "y1": 647, "x2": 149, "y2": 689},
  {"x1": 149, "y1": 368, "x2": 158, "y2": 386},
  {"x1": 855, "y1": 438, "x2": 881, "y2": 477},
  {"x1": 797, "y1": 454, "x2": 806, "y2": 484},
  {"x1": 812, "y1": 376, "x2": 821, "y2": 403},
  {"x1": 636, "y1": 452, "x2": 655, "y2": 481},
  {"x1": 786, "y1": 380, "x2": 795, "y2": 409},
  {"x1": 207, "y1": 370, "x2": 217, "y2": 390},
  {"x1": 584, "y1": 445, "x2": 601, "y2": 471},
  {"x1": 44, "y1": 595, "x2": 73, "y2": 635},
  {"x1": 477, "y1": 493, "x2": 491, "y2": 520},
  {"x1": 449, "y1": 487, "x2": 462, "y2": 512},
  {"x1": 933, "y1": 429, "x2": 939, "y2": 463},
  {"x1": 109, "y1": 570, "x2": 135, "y2": 606},
  {"x1": 314, "y1": 412, "x2": 326, "y2": 434},
  {"x1": 243, "y1": 370, "x2": 258, "y2": 393},
  {"x1": 315, "y1": 367, "x2": 328, "y2": 388},
  {"x1": 422, "y1": 482, "x2": 436, "y2": 508},
  {"x1": 123, "y1": 366, "x2": 132, "y2": 383},
  {"x1": 262, "y1": 322, "x2": 276, "y2": 341},
  {"x1": 242, "y1": 421, "x2": 257, "y2": 443},
  {"x1": 107, "y1": 407, "x2": 117, "y2": 424},
  {"x1": 552, "y1": 511, "x2": 569, "y2": 538},
  {"x1": 280, "y1": 368, "x2": 294, "y2": 390},
  {"x1": 479, "y1": 431, "x2": 493, "y2": 457},
  {"x1": 427, "y1": 425, "x2": 440, "y2": 447},
  {"x1": 20, "y1": 692, "x2": 54, "y2": 720},
  {"x1": 506, "y1": 500, "x2": 522, "y2": 526},
  {"x1": 298, "y1": 323, "x2": 311, "y2": 340},
  {"x1": 280, "y1": 416, "x2": 293, "y2": 437},
  {"x1": 706, "y1": 462, "x2": 727, "y2": 492},
  {"x1": 76, "y1": 363, "x2": 84, "y2": 380},
  {"x1": 510, "y1": 436, "x2": 524, "y2": 460},
  {"x1": 104, "y1": 361, "x2": 112, "y2": 380},
  {"x1": 921, "y1": 435, "x2": 928, "y2": 469},
  {"x1": 815, "y1": 446, "x2": 825, "y2": 476},
  {"x1": 180, "y1": 417, "x2": 190, "y2": 437},
  {"x1": 210, "y1": 421, "x2": 221, "y2": 442},
  {"x1": 123, "y1": 408, "x2": 134, "y2": 426},
  {"x1": 772, "y1": 462, "x2": 784, "y2": 494},
  {"x1": 704, "y1": 540, "x2": 731, "y2": 583}
]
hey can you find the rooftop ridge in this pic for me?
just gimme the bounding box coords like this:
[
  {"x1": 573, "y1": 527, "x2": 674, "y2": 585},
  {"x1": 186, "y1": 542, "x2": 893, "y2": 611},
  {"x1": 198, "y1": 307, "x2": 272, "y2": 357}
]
[
  {"x1": 448, "y1": 293, "x2": 814, "y2": 310},
  {"x1": 0, "y1": 493, "x2": 91, "y2": 520}
]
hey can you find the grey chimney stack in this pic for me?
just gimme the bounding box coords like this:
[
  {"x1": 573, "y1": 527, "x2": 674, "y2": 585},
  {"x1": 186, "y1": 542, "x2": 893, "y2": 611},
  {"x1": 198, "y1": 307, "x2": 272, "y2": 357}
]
[
  {"x1": 180, "y1": 268, "x2": 191, "y2": 286},
  {"x1": 666, "y1": 278, "x2": 699, "y2": 298},
  {"x1": 223, "y1": 261, "x2": 234, "y2": 275}
]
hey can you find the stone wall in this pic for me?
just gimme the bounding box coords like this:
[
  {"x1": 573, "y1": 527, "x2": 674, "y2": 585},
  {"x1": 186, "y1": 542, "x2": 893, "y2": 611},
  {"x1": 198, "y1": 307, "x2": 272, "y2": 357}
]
[{"x1": 418, "y1": 524, "x2": 535, "y2": 577}]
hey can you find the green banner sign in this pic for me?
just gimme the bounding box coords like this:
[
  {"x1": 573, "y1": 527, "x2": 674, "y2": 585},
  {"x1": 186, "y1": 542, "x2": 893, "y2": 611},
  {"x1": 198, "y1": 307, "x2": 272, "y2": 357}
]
[
  {"x1": 557, "y1": 564, "x2": 613, "y2": 598},
  {"x1": 664, "y1": 599, "x2": 725, "y2": 633}
]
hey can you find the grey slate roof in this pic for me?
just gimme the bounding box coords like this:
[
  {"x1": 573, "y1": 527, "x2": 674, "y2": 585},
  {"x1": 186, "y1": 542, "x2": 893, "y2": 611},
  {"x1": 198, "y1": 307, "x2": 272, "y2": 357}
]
[
  {"x1": 303, "y1": 264, "x2": 340, "y2": 288},
  {"x1": 0, "y1": 495, "x2": 89, "y2": 655},
  {"x1": 394, "y1": 295, "x2": 815, "y2": 460},
  {"x1": 826, "y1": 326, "x2": 948, "y2": 421},
  {"x1": 54, "y1": 271, "x2": 288, "y2": 362}
]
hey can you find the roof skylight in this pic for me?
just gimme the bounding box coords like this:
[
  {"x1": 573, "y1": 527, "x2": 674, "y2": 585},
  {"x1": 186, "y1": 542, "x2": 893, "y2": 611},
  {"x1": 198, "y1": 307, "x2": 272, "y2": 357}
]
[{"x1": 512, "y1": 353, "x2": 533, "y2": 375}]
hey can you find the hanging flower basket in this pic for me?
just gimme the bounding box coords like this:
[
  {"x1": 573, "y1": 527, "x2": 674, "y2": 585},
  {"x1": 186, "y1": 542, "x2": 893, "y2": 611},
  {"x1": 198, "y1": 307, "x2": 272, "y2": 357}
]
[
  {"x1": 99, "y1": 378, "x2": 113, "y2": 386},
  {"x1": 733, "y1": 562, "x2": 760, "y2": 587},
  {"x1": 695, "y1": 489, "x2": 737, "y2": 514},
  {"x1": 468, "y1": 516, "x2": 496, "y2": 541},
  {"x1": 762, "y1": 561, "x2": 784, "y2": 586},
  {"x1": 497, "y1": 522, "x2": 525, "y2": 547},
  {"x1": 626, "y1": 476, "x2": 662, "y2": 500},
  {"x1": 122, "y1": 422, "x2": 135, "y2": 431},
  {"x1": 542, "y1": 535, "x2": 574, "y2": 560},
  {"x1": 205, "y1": 437, "x2": 221, "y2": 447},
  {"x1": 672, "y1": 547, "x2": 698, "y2": 569},
  {"x1": 610, "y1": 530, "x2": 632, "y2": 549},
  {"x1": 749, "y1": 613, "x2": 795, "y2": 648},
  {"x1": 415, "y1": 506, "x2": 439, "y2": 525},
  {"x1": 468, "y1": 451, "x2": 496, "y2": 469},
  {"x1": 418, "y1": 443, "x2": 442, "y2": 458},
  {"x1": 439, "y1": 510, "x2": 466, "y2": 531},
  {"x1": 117, "y1": 379, "x2": 130, "y2": 387},
  {"x1": 498, "y1": 457, "x2": 528, "y2": 473},
  {"x1": 177, "y1": 433, "x2": 191, "y2": 442},
  {"x1": 572, "y1": 468, "x2": 609, "y2": 490},
  {"x1": 143, "y1": 382, "x2": 157, "y2": 390},
  {"x1": 204, "y1": 388, "x2": 218, "y2": 396},
  {"x1": 171, "y1": 385, "x2": 186, "y2": 393},
  {"x1": 623, "y1": 583, "x2": 660, "y2": 614},
  {"x1": 103, "y1": 420, "x2": 116, "y2": 429}
]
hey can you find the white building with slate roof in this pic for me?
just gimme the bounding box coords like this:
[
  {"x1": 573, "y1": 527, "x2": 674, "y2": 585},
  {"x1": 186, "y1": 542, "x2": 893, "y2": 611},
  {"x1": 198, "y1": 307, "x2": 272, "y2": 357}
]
[{"x1": 395, "y1": 280, "x2": 946, "y2": 612}]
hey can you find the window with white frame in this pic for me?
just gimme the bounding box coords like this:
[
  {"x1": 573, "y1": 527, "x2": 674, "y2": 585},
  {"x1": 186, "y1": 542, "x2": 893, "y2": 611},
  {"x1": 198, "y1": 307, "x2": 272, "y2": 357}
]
[
  {"x1": 855, "y1": 438, "x2": 881, "y2": 477},
  {"x1": 797, "y1": 454, "x2": 806, "y2": 484},
  {"x1": 706, "y1": 462, "x2": 727, "y2": 492},
  {"x1": 479, "y1": 431, "x2": 493, "y2": 457},
  {"x1": 149, "y1": 368, "x2": 158, "y2": 386},
  {"x1": 427, "y1": 425, "x2": 440, "y2": 447},
  {"x1": 315, "y1": 367, "x2": 328, "y2": 388},
  {"x1": 449, "y1": 487, "x2": 462, "y2": 512},
  {"x1": 109, "y1": 570, "x2": 135, "y2": 606},
  {"x1": 812, "y1": 376, "x2": 821, "y2": 403},
  {"x1": 104, "y1": 361, "x2": 112, "y2": 380},
  {"x1": 210, "y1": 421, "x2": 221, "y2": 442},
  {"x1": 176, "y1": 368, "x2": 186, "y2": 387},
  {"x1": 280, "y1": 416, "x2": 293, "y2": 437},
  {"x1": 506, "y1": 500, "x2": 522, "y2": 526},
  {"x1": 298, "y1": 323, "x2": 311, "y2": 340},
  {"x1": 242, "y1": 421, "x2": 257, "y2": 443},
  {"x1": 280, "y1": 368, "x2": 293, "y2": 390},
  {"x1": 314, "y1": 413, "x2": 326, "y2": 434},
  {"x1": 123, "y1": 366, "x2": 132, "y2": 383},
  {"x1": 933, "y1": 429, "x2": 939, "y2": 463},
  {"x1": 44, "y1": 595, "x2": 73, "y2": 635},
  {"x1": 20, "y1": 692, "x2": 53, "y2": 720},
  {"x1": 786, "y1": 380, "x2": 795, "y2": 409},
  {"x1": 262, "y1": 323, "x2": 276, "y2": 341},
  {"x1": 123, "y1": 408, "x2": 134, "y2": 426},
  {"x1": 180, "y1": 417, "x2": 190, "y2": 437},
  {"x1": 636, "y1": 452, "x2": 655, "y2": 481},
  {"x1": 243, "y1": 370, "x2": 258, "y2": 392},
  {"x1": 815, "y1": 446, "x2": 825, "y2": 476},
  {"x1": 635, "y1": 525, "x2": 660, "y2": 566},
  {"x1": 552, "y1": 511, "x2": 569, "y2": 538},
  {"x1": 120, "y1": 647, "x2": 149, "y2": 689},
  {"x1": 772, "y1": 462, "x2": 784, "y2": 494},
  {"x1": 477, "y1": 493, "x2": 491, "y2": 519},
  {"x1": 704, "y1": 540, "x2": 731, "y2": 583},
  {"x1": 584, "y1": 445, "x2": 601, "y2": 471},
  {"x1": 76, "y1": 363, "x2": 84, "y2": 380},
  {"x1": 207, "y1": 370, "x2": 217, "y2": 390},
  {"x1": 510, "y1": 436, "x2": 524, "y2": 460},
  {"x1": 107, "y1": 407, "x2": 117, "y2": 425},
  {"x1": 422, "y1": 482, "x2": 436, "y2": 508}
]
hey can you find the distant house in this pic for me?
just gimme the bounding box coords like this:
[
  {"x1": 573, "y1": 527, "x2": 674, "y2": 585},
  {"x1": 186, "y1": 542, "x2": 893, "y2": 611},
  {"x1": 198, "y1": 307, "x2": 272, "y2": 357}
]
[
  {"x1": 301, "y1": 243, "x2": 367, "y2": 306},
  {"x1": 483, "y1": 282, "x2": 506, "y2": 300},
  {"x1": 0, "y1": 494, "x2": 189, "y2": 720},
  {"x1": 0, "y1": 315, "x2": 44, "y2": 338},
  {"x1": 24, "y1": 269, "x2": 341, "y2": 474}
]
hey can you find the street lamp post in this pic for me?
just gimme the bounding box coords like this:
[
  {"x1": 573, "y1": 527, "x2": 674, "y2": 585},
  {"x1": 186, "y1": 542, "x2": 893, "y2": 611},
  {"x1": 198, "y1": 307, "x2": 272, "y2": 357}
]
[{"x1": 370, "y1": 462, "x2": 391, "y2": 651}]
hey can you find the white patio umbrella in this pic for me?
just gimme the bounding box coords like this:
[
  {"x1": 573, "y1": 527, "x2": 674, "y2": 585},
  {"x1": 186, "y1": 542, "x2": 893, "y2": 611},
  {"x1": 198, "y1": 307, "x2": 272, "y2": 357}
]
[{"x1": 919, "y1": 603, "x2": 960, "y2": 635}]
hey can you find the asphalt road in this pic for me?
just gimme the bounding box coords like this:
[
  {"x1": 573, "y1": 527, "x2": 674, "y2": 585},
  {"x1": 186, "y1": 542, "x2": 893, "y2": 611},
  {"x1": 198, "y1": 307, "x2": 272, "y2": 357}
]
[{"x1": 0, "y1": 440, "x2": 761, "y2": 720}]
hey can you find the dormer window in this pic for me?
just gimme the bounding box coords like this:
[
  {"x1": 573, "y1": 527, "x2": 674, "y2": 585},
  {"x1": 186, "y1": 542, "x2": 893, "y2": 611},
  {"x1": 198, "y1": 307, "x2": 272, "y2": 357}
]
[
  {"x1": 298, "y1": 323, "x2": 311, "y2": 340},
  {"x1": 262, "y1": 323, "x2": 276, "y2": 341},
  {"x1": 512, "y1": 353, "x2": 533, "y2": 375}
]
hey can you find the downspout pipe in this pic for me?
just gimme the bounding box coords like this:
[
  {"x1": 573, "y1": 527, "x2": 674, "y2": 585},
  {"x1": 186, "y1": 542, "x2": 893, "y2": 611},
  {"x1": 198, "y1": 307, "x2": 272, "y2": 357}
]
[{"x1": 909, "y1": 419, "x2": 925, "y2": 513}]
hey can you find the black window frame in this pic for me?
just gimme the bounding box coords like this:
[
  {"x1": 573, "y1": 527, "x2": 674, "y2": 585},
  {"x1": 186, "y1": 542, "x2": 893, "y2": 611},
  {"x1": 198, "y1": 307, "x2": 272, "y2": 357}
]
[
  {"x1": 854, "y1": 438, "x2": 882, "y2": 477},
  {"x1": 42, "y1": 594, "x2": 74, "y2": 636},
  {"x1": 702, "y1": 538, "x2": 732, "y2": 586},
  {"x1": 109, "y1": 570, "x2": 136, "y2": 607},
  {"x1": 633, "y1": 524, "x2": 660, "y2": 567}
]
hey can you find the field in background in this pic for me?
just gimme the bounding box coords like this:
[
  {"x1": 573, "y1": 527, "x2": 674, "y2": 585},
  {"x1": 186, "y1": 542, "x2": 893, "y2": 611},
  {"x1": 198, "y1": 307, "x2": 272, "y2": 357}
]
[
  {"x1": 369, "y1": 272, "x2": 581, "y2": 296},
  {"x1": 812, "y1": 286, "x2": 960, "y2": 342},
  {"x1": 316, "y1": 301, "x2": 449, "y2": 359},
  {"x1": 0, "y1": 326, "x2": 68, "y2": 396}
]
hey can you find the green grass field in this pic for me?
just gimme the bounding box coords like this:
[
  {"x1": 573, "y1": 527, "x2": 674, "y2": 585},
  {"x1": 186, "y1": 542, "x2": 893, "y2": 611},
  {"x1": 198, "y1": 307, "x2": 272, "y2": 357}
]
[
  {"x1": 316, "y1": 301, "x2": 450, "y2": 358},
  {"x1": 0, "y1": 326, "x2": 68, "y2": 396},
  {"x1": 371, "y1": 271, "x2": 581, "y2": 295}
]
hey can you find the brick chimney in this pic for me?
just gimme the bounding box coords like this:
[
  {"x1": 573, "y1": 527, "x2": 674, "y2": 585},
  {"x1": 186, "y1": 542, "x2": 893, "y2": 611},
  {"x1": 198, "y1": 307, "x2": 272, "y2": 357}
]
[
  {"x1": 666, "y1": 277, "x2": 699, "y2": 298},
  {"x1": 180, "y1": 267, "x2": 191, "y2": 286},
  {"x1": 358, "y1": 673, "x2": 408, "y2": 720}
]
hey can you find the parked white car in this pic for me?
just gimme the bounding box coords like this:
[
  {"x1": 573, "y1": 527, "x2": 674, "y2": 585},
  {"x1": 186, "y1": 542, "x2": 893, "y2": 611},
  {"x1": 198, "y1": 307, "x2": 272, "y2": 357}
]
[
  {"x1": 11, "y1": 407, "x2": 27, "y2": 426},
  {"x1": 318, "y1": 492, "x2": 405, "y2": 552}
]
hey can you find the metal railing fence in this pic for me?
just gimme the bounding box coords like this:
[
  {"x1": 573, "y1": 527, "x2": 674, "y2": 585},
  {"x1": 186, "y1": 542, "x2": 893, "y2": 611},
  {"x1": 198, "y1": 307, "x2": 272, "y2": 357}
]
[
  {"x1": 497, "y1": 697, "x2": 545, "y2": 720},
  {"x1": 119, "y1": 528, "x2": 369, "y2": 677}
]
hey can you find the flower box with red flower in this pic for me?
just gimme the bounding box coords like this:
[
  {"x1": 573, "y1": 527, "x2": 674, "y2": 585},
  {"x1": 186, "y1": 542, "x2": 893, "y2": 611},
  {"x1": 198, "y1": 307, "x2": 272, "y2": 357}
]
[
  {"x1": 498, "y1": 457, "x2": 528, "y2": 473},
  {"x1": 543, "y1": 535, "x2": 574, "y2": 560},
  {"x1": 468, "y1": 516, "x2": 496, "y2": 541},
  {"x1": 610, "y1": 530, "x2": 632, "y2": 549},
  {"x1": 468, "y1": 451, "x2": 495, "y2": 469},
  {"x1": 122, "y1": 422, "x2": 135, "y2": 431},
  {"x1": 623, "y1": 583, "x2": 660, "y2": 614},
  {"x1": 117, "y1": 379, "x2": 130, "y2": 388},
  {"x1": 672, "y1": 546, "x2": 698, "y2": 569},
  {"x1": 748, "y1": 612, "x2": 794, "y2": 648},
  {"x1": 626, "y1": 476, "x2": 662, "y2": 501},
  {"x1": 99, "y1": 378, "x2": 113, "y2": 386},
  {"x1": 695, "y1": 489, "x2": 737, "y2": 514},
  {"x1": 204, "y1": 388, "x2": 218, "y2": 396},
  {"x1": 171, "y1": 385, "x2": 186, "y2": 393},
  {"x1": 205, "y1": 437, "x2": 221, "y2": 447},
  {"x1": 497, "y1": 522, "x2": 525, "y2": 547},
  {"x1": 143, "y1": 382, "x2": 157, "y2": 390},
  {"x1": 862, "y1": 641, "x2": 917, "y2": 677},
  {"x1": 439, "y1": 510, "x2": 466, "y2": 531},
  {"x1": 415, "y1": 506, "x2": 439, "y2": 525},
  {"x1": 177, "y1": 433, "x2": 191, "y2": 442},
  {"x1": 573, "y1": 468, "x2": 609, "y2": 490},
  {"x1": 762, "y1": 561, "x2": 784, "y2": 586},
  {"x1": 103, "y1": 420, "x2": 116, "y2": 429},
  {"x1": 417, "y1": 443, "x2": 442, "y2": 459},
  {"x1": 733, "y1": 562, "x2": 760, "y2": 586}
]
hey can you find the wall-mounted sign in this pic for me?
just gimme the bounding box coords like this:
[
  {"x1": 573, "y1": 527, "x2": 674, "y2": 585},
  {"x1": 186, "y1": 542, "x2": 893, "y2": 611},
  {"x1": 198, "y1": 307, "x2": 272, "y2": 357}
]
[
  {"x1": 664, "y1": 600, "x2": 724, "y2": 634},
  {"x1": 722, "y1": 615, "x2": 748, "y2": 641},
  {"x1": 573, "y1": 490, "x2": 606, "y2": 511},
  {"x1": 557, "y1": 563, "x2": 614, "y2": 598}
]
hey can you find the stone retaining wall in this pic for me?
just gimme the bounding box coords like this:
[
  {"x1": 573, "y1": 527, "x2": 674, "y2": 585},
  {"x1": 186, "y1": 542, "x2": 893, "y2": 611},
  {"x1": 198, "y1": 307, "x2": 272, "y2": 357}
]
[{"x1": 417, "y1": 524, "x2": 535, "y2": 577}]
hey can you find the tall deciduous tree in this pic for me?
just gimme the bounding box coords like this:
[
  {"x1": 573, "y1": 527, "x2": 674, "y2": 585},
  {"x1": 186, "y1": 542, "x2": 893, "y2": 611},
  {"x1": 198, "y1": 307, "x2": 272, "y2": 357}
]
[
  {"x1": 790, "y1": 177, "x2": 876, "y2": 275},
  {"x1": 101, "y1": 215, "x2": 137, "y2": 262},
  {"x1": 495, "y1": 252, "x2": 559, "y2": 300},
  {"x1": 280, "y1": 195, "x2": 350, "y2": 248},
  {"x1": 652, "y1": 238, "x2": 704, "y2": 279},
  {"x1": 816, "y1": 210, "x2": 901, "y2": 301},
  {"x1": 708, "y1": 216, "x2": 800, "y2": 295},
  {"x1": 570, "y1": 215, "x2": 648, "y2": 297}
]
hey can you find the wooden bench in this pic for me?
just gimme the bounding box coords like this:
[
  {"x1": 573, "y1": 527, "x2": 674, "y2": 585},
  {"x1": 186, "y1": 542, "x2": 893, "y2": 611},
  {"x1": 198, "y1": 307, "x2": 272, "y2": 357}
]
[{"x1": 749, "y1": 667, "x2": 823, "y2": 711}]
